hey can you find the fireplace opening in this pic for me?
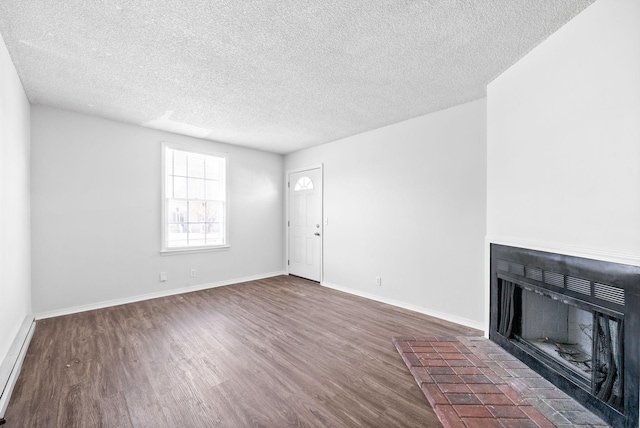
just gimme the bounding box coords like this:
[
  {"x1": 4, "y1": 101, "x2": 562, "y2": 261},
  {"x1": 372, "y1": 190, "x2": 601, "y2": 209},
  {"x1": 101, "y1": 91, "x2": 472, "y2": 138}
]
[
  {"x1": 497, "y1": 279, "x2": 624, "y2": 412},
  {"x1": 490, "y1": 244, "x2": 639, "y2": 428}
]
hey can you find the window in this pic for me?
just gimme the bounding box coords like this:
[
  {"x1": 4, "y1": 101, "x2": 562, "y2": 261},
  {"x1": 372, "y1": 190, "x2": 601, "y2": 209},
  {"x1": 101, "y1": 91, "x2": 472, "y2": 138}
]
[
  {"x1": 162, "y1": 144, "x2": 227, "y2": 252},
  {"x1": 294, "y1": 176, "x2": 314, "y2": 191}
]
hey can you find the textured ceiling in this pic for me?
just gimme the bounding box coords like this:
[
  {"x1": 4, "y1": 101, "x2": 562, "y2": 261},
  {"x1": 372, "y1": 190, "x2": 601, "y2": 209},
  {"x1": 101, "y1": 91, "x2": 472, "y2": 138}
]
[{"x1": 0, "y1": 0, "x2": 595, "y2": 154}]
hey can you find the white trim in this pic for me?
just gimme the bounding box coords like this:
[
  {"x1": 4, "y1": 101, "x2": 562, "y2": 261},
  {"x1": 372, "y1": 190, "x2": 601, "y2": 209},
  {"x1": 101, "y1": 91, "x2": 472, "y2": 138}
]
[
  {"x1": 36, "y1": 271, "x2": 285, "y2": 320},
  {"x1": 486, "y1": 236, "x2": 640, "y2": 267},
  {"x1": 321, "y1": 281, "x2": 485, "y2": 333},
  {"x1": 285, "y1": 164, "x2": 324, "y2": 282},
  {"x1": 483, "y1": 238, "x2": 492, "y2": 338},
  {"x1": 0, "y1": 316, "x2": 35, "y2": 419},
  {"x1": 286, "y1": 164, "x2": 324, "y2": 175}
]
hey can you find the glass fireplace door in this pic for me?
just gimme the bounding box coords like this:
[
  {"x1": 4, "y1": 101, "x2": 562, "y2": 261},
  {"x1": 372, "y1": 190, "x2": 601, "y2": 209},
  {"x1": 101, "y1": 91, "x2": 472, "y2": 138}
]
[{"x1": 497, "y1": 279, "x2": 624, "y2": 413}]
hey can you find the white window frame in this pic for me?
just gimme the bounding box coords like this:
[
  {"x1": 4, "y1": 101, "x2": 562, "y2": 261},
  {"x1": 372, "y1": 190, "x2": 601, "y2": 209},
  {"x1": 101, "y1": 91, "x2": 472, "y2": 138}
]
[{"x1": 161, "y1": 142, "x2": 230, "y2": 254}]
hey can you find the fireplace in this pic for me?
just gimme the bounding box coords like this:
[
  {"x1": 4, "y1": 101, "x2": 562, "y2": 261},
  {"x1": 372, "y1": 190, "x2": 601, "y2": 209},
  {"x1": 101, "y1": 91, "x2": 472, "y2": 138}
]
[{"x1": 490, "y1": 244, "x2": 639, "y2": 428}]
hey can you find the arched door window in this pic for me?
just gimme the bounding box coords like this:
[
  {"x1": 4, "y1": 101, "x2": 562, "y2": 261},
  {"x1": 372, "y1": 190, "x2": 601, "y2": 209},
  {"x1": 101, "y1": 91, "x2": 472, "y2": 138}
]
[{"x1": 294, "y1": 176, "x2": 314, "y2": 191}]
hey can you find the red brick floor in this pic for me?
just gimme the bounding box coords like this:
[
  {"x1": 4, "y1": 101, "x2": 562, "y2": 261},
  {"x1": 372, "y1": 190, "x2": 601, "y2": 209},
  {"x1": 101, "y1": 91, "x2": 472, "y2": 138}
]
[{"x1": 393, "y1": 336, "x2": 609, "y2": 428}]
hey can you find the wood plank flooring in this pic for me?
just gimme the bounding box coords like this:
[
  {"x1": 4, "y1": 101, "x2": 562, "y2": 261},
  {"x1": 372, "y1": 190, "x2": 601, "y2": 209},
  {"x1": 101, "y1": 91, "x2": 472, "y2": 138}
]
[{"x1": 5, "y1": 275, "x2": 480, "y2": 427}]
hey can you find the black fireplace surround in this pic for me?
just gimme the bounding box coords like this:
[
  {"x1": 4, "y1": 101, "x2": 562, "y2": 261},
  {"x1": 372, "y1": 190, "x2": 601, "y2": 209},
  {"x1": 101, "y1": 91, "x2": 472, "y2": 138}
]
[{"x1": 490, "y1": 244, "x2": 640, "y2": 428}]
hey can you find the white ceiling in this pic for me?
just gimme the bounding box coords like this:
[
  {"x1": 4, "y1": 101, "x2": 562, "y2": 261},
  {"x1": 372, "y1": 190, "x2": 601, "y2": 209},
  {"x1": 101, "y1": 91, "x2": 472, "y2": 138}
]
[{"x1": 0, "y1": 1, "x2": 594, "y2": 154}]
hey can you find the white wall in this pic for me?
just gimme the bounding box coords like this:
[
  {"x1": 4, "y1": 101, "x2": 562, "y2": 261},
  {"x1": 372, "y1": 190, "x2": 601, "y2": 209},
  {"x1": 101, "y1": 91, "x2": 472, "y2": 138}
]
[
  {"x1": 487, "y1": 0, "x2": 640, "y2": 264},
  {"x1": 285, "y1": 99, "x2": 487, "y2": 329},
  {"x1": 31, "y1": 106, "x2": 284, "y2": 314},
  {"x1": 0, "y1": 34, "x2": 31, "y2": 366}
]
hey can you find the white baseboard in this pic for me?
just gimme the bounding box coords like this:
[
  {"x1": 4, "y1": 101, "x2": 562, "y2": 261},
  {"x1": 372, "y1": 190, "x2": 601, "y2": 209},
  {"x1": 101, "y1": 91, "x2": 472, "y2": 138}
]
[
  {"x1": 36, "y1": 271, "x2": 286, "y2": 320},
  {"x1": 0, "y1": 316, "x2": 35, "y2": 419},
  {"x1": 321, "y1": 281, "x2": 485, "y2": 333}
]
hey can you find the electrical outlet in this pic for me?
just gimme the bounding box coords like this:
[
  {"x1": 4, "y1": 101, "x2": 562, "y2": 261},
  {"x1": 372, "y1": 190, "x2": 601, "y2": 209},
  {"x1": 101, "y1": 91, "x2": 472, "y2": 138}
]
[
  {"x1": 190, "y1": 269, "x2": 196, "y2": 277},
  {"x1": 375, "y1": 277, "x2": 381, "y2": 286},
  {"x1": 159, "y1": 272, "x2": 167, "y2": 282}
]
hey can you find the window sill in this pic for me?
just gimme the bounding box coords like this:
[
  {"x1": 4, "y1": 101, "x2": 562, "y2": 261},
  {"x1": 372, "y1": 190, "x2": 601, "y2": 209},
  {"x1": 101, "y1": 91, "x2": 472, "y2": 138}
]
[{"x1": 160, "y1": 245, "x2": 230, "y2": 255}]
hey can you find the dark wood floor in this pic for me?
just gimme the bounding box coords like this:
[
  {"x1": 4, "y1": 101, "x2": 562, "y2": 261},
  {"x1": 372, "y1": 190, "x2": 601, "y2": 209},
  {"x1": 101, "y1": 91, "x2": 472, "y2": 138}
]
[{"x1": 5, "y1": 275, "x2": 480, "y2": 427}]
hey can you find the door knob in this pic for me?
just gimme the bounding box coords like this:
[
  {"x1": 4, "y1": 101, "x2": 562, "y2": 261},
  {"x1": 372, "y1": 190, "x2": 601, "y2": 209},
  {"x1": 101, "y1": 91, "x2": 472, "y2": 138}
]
[{"x1": 314, "y1": 232, "x2": 320, "y2": 236}]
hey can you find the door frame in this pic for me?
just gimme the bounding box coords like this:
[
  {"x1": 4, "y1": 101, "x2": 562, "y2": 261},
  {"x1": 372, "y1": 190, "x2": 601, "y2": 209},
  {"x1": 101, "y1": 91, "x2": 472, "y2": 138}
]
[{"x1": 285, "y1": 164, "x2": 324, "y2": 282}]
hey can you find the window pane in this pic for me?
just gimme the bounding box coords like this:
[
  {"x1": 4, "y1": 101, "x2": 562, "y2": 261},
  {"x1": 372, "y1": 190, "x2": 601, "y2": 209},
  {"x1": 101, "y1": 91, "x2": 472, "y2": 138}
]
[
  {"x1": 174, "y1": 177, "x2": 187, "y2": 199},
  {"x1": 168, "y1": 237, "x2": 188, "y2": 247},
  {"x1": 168, "y1": 200, "x2": 187, "y2": 225},
  {"x1": 188, "y1": 178, "x2": 205, "y2": 200},
  {"x1": 205, "y1": 179, "x2": 221, "y2": 200},
  {"x1": 188, "y1": 201, "x2": 206, "y2": 223},
  {"x1": 206, "y1": 201, "x2": 223, "y2": 222},
  {"x1": 294, "y1": 176, "x2": 313, "y2": 191},
  {"x1": 167, "y1": 199, "x2": 188, "y2": 248},
  {"x1": 205, "y1": 223, "x2": 222, "y2": 244},
  {"x1": 174, "y1": 151, "x2": 187, "y2": 176},
  {"x1": 167, "y1": 198, "x2": 188, "y2": 246},
  {"x1": 188, "y1": 154, "x2": 205, "y2": 178},
  {"x1": 188, "y1": 223, "x2": 206, "y2": 245},
  {"x1": 205, "y1": 157, "x2": 220, "y2": 180}
]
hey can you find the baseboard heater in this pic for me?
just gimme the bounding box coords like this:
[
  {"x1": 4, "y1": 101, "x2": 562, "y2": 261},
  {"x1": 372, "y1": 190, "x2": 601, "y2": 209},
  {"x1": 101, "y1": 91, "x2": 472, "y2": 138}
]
[{"x1": 0, "y1": 316, "x2": 35, "y2": 425}]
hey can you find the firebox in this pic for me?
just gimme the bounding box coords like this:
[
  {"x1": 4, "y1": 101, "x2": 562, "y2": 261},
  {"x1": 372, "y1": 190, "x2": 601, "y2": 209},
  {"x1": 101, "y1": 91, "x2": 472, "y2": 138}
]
[{"x1": 490, "y1": 244, "x2": 640, "y2": 428}]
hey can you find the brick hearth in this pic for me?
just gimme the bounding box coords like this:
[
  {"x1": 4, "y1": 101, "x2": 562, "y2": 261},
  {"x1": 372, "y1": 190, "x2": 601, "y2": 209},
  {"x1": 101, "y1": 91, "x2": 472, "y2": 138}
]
[{"x1": 393, "y1": 336, "x2": 609, "y2": 428}]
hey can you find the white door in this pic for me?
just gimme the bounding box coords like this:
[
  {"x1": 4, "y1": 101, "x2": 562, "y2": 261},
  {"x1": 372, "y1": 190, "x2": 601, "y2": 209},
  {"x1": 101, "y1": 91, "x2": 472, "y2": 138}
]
[{"x1": 288, "y1": 168, "x2": 322, "y2": 281}]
